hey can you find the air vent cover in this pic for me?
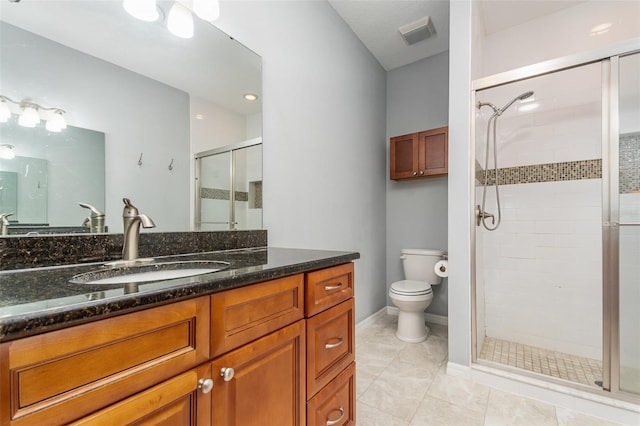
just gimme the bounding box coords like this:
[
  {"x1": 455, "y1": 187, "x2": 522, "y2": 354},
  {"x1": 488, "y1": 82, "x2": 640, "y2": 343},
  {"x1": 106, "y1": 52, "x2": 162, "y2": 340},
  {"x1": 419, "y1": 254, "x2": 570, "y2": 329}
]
[{"x1": 399, "y1": 16, "x2": 436, "y2": 46}]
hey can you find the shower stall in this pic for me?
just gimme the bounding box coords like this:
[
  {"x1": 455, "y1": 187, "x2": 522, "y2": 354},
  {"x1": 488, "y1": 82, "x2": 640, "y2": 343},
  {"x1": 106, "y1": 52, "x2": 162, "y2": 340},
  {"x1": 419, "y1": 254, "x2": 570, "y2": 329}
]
[{"x1": 471, "y1": 42, "x2": 640, "y2": 401}]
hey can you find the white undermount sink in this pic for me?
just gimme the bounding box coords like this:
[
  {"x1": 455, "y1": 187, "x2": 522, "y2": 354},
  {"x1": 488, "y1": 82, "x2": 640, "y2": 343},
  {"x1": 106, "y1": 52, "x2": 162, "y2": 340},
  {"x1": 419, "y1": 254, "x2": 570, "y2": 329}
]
[{"x1": 69, "y1": 260, "x2": 229, "y2": 285}]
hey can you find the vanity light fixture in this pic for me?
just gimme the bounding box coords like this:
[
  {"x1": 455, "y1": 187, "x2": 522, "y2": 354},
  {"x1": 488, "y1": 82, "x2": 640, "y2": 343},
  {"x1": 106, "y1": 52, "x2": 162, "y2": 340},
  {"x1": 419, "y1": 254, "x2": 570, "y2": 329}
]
[
  {"x1": 123, "y1": 0, "x2": 159, "y2": 22},
  {"x1": 18, "y1": 104, "x2": 40, "y2": 127},
  {"x1": 0, "y1": 95, "x2": 67, "y2": 132},
  {"x1": 0, "y1": 144, "x2": 15, "y2": 160},
  {"x1": 167, "y1": 2, "x2": 194, "y2": 38},
  {"x1": 243, "y1": 93, "x2": 259, "y2": 101}
]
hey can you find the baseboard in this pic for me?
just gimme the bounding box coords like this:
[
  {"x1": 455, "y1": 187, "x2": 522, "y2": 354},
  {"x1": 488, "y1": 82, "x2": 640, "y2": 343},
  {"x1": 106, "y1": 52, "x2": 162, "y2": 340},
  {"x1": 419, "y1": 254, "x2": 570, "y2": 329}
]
[
  {"x1": 446, "y1": 362, "x2": 472, "y2": 378},
  {"x1": 385, "y1": 306, "x2": 449, "y2": 326},
  {"x1": 355, "y1": 307, "x2": 387, "y2": 332}
]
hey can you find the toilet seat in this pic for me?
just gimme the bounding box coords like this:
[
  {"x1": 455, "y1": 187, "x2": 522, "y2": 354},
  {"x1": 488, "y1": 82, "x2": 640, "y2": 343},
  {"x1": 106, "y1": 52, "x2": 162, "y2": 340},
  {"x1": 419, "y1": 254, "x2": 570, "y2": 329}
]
[{"x1": 389, "y1": 280, "x2": 432, "y2": 296}]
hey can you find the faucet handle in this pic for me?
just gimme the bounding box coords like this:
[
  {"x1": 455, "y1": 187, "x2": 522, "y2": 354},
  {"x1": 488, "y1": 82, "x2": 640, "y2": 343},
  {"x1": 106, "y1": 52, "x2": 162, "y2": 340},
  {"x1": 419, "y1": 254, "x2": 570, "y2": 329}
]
[
  {"x1": 79, "y1": 202, "x2": 104, "y2": 217},
  {"x1": 122, "y1": 198, "x2": 140, "y2": 217},
  {"x1": 0, "y1": 212, "x2": 14, "y2": 223}
]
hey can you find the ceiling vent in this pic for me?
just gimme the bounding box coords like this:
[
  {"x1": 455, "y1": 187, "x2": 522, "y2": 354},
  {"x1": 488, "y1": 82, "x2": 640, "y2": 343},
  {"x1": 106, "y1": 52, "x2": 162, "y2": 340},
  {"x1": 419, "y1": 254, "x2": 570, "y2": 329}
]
[{"x1": 399, "y1": 16, "x2": 436, "y2": 46}]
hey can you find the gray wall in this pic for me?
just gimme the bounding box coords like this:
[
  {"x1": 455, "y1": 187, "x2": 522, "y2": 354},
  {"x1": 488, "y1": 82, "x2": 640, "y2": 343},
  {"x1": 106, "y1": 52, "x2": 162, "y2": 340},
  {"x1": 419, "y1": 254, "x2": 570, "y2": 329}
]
[
  {"x1": 386, "y1": 52, "x2": 450, "y2": 316},
  {"x1": 215, "y1": 1, "x2": 388, "y2": 322}
]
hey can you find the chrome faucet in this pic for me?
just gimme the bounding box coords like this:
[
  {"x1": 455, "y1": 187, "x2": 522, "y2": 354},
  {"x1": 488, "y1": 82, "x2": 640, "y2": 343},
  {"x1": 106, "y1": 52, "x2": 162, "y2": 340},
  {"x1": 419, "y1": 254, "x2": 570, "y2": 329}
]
[
  {"x1": 122, "y1": 198, "x2": 155, "y2": 261},
  {"x1": 0, "y1": 213, "x2": 14, "y2": 236},
  {"x1": 79, "y1": 202, "x2": 105, "y2": 233}
]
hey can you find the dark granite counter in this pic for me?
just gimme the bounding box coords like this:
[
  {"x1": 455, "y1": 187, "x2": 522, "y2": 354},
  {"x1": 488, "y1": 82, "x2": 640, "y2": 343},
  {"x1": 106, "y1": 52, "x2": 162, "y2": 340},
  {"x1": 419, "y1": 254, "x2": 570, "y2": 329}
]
[{"x1": 0, "y1": 247, "x2": 359, "y2": 343}]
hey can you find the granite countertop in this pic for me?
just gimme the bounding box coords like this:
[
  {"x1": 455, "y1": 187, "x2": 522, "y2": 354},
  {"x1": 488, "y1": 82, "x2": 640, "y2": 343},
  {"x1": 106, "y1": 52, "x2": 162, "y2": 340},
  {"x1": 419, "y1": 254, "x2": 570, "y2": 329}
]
[{"x1": 0, "y1": 247, "x2": 360, "y2": 343}]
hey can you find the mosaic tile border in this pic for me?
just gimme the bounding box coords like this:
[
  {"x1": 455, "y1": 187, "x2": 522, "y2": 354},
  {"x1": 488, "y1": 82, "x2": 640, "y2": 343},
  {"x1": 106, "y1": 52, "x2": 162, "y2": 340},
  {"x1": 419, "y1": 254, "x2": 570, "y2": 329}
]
[
  {"x1": 476, "y1": 159, "x2": 602, "y2": 186},
  {"x1": 620, "y1": 132, "x2": 640, "y2": 194},
  {"x1": 200, "y1": 187, "x2": 248, "y2": 202}
]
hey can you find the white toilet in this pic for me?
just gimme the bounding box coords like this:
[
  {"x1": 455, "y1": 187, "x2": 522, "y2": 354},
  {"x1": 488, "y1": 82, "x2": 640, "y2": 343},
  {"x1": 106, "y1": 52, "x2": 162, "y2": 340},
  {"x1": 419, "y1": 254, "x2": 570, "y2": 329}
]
[{"x1": 389, "y1": 248, "x2": 446, "y2": 343}]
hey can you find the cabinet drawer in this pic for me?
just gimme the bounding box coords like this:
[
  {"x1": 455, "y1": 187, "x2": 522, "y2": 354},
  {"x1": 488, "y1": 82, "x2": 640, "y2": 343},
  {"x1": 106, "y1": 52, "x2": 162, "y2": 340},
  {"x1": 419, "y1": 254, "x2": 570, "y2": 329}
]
[
  {"x1": 307, "y1": 362, "x2": 355, "y2": 426},
  {"x1": 306, "y1": 298, "x2": 355, "y2": 398},
  {"x1": 305, "y1": 263, "x2": 354, "y2": 317},
  {"x1": 0, "y1": 296, "x2": 210, "y2": 426},
  {"x1": 211, "y1": 274, "x2": 304, "y2": 357}
]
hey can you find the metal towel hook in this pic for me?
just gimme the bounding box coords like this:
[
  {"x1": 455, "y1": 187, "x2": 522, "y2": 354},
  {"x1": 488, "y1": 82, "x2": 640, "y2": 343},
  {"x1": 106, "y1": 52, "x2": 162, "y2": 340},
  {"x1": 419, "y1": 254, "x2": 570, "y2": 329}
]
[
  {"x1": 137, "y1": 153, "x2": 143, "y2": 166},
  {"x1": 168, "y1": 158, "x2": 174, "y2": 171}
]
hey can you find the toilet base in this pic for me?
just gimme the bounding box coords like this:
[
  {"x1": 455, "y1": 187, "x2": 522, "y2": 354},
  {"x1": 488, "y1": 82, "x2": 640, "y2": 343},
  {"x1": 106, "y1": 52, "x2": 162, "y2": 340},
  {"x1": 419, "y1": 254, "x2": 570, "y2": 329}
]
[{"x1": 396, "y1": 310, "x2": 430, "y2": 343}]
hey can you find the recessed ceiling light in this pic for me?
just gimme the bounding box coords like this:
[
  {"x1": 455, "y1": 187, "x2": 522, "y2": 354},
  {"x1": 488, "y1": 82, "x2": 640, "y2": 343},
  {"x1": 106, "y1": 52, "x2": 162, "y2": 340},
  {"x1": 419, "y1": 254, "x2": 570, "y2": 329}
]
[{"x1": 243, "y1": 93, "x2": 258, "y2": 101}]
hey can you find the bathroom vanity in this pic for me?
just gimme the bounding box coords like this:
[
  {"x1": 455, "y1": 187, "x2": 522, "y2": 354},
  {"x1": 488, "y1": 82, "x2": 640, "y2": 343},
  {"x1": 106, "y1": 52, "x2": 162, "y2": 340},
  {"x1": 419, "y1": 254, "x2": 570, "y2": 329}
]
[{"x1": 0, "y1": 247, "x2": 358, "y2": 425}]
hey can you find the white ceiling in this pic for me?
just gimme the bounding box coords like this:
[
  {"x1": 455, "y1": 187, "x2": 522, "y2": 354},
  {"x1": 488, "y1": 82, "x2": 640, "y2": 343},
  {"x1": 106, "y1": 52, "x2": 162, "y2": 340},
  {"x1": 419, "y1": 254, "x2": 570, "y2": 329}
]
[{"x1": 328, "y1": 0, "x2": 586, "y2": 71}]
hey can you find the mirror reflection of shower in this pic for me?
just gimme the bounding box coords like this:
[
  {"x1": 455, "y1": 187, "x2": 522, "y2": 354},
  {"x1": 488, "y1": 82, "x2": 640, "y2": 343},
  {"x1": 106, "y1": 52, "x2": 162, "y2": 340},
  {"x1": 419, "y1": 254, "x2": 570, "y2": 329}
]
[{"x1": 476, "y1": 91, "x2": 534, "y2": 231}]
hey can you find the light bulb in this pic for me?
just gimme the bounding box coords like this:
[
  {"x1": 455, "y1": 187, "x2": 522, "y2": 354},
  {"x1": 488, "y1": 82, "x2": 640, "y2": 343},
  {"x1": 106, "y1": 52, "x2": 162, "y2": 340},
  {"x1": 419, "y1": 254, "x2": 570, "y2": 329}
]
[
  {"x1": 19, "y1": 105, "x2": 40, "y2": 128},
  {"x1": 123, "y1": 0, "x2": 159, "y2": 22},
  {"x1": 193, "y1": 0, "x2": 220, "y2": 22},
  {"x1": 46, "y1": 111, "x2": 67, "y2": 132},
  {"x1": 0, "y1": 101, "x2": 10, "y2": 123},
  {"x1": 168, "y1": 3, "x2": 194, "y2": 39}
]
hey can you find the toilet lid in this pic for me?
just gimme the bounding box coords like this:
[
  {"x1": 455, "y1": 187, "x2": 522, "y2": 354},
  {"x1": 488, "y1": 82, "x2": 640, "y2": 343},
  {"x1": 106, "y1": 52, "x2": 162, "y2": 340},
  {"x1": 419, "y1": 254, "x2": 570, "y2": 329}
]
[{"x1": 390, "y1": 280, "x2": 432, "y2": 296}]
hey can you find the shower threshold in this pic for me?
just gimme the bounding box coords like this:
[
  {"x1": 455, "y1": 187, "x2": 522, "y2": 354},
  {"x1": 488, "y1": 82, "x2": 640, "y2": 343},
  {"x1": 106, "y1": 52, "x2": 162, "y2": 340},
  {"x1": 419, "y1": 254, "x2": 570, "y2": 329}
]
[{"x1": 479, "y1": 337, "x2": 602, "y2": 389}]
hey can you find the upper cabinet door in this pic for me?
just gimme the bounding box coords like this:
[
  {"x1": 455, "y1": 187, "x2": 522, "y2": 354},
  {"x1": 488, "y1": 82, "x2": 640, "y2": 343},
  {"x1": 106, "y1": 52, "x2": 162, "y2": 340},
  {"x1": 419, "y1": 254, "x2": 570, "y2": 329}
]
[
  {"x1": 418, "y1": 126, "x2": 448, "y2": 176},
  {"x1": 390, "y1": 133, "x2": 418, "y2": 179},
  {"x1": 390, "y1": 127, "x2": 448, "y2": 180}
]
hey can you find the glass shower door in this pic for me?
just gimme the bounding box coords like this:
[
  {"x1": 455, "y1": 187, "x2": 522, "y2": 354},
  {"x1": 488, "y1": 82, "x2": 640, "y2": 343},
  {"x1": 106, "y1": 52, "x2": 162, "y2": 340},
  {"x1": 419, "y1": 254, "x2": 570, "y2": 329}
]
[
  {"x1": 617, "y1": 52, "x2": 640, "y2": 395},
  {"x1": 194, "y1": 140, "x2": 262, "y2": 231},
  {"x1": 196, "y1": 151, "x2": 232, "y2": 231}
]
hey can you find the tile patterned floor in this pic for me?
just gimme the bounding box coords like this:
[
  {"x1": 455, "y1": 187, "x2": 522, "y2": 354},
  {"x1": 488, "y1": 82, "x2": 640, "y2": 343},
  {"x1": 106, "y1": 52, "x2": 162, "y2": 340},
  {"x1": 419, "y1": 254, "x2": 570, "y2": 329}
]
[
  {"x1": 355, "y1": 314, "x2": 623, "y2": 426},
  {"x1": 479, "y1": 336, "x2": 602, "y2": 388}
]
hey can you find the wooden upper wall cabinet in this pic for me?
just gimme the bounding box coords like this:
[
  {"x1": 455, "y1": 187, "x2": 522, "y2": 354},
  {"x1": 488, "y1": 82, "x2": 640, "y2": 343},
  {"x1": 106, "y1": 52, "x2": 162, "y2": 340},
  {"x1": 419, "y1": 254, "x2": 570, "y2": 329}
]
[{"x1": 390, "y1": 126, "x2": 448, "y2": 180}]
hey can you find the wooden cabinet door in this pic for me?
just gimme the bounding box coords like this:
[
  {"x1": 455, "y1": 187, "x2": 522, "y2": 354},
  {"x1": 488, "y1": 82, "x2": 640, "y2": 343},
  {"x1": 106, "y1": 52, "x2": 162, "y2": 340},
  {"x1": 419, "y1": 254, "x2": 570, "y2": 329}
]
[
  {"x1": 211, "y1": 320, "x2": 306, "y2": 426},
  {"x1": 70, "y1": 364, "x2": 212, "y2": 426},
  {"x1": 390, "y1": 133, "x2": 418, "y2": 179},
  {"x1": 418, "y1": 127, "x2": 448, "y2": 176}
]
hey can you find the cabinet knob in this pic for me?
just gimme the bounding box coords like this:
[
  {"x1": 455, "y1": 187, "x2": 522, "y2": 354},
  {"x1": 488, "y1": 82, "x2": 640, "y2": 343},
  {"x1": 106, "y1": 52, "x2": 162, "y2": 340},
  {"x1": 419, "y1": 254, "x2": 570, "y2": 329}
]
[
  {"x1": 419, "y1": 170, "x2": 424, "y2": 175},
  {"x1": 412, "y1": 171, "x2": 417, "y2": 176},
  {"x1": 326, "y1": 407, "x2": 345, "y2": 426},
  {"x1": 198, "y1": 378, "x2": 214, "y2": 394},
  {"x1": 220, "y1": 367, "x2": 235, "y2": 382}
]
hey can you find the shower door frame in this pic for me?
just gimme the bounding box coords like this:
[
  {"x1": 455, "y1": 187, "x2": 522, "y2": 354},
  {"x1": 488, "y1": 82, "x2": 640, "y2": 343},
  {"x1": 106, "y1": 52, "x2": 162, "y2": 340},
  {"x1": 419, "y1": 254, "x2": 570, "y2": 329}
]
[
  {"x1": 194, "y1": 138, "x2": 262, "y2": 231},
  {"x1": 470, "y1": 37, "x2": 640, "y2": 401}
]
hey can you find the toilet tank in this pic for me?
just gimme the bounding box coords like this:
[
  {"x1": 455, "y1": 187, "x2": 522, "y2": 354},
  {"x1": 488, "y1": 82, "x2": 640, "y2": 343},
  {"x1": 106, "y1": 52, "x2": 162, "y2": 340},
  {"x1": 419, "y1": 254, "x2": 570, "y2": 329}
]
[{"x1": 401, "y1": 248, "x2": 446, "y2": 285}]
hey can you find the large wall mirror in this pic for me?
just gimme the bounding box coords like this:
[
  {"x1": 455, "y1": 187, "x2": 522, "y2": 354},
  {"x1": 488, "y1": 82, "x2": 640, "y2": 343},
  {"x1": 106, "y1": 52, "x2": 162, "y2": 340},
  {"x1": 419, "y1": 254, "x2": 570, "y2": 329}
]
[{"x1": 0, "y1": 1, "x2": 262, "y2": 235}]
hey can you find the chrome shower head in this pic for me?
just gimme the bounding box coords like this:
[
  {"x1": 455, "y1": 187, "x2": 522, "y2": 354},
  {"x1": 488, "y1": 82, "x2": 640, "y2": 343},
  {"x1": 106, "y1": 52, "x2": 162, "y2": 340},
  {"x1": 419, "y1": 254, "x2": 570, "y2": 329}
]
[{"x1": 498, "y1": 91, "x2": 535, "y2": 115}]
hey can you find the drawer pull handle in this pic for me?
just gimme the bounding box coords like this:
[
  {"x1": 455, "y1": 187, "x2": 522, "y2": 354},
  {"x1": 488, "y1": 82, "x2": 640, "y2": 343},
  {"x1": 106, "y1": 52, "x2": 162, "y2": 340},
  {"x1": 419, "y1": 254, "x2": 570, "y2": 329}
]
[
  {"x1": 325, "y1": 337, "x2": 344, "y2": 349},
  {"x1": 198, "y1": 378, "x2": 214, "y2": 394},
  {"x1": 324, "y1": 283, "x2": 343, "y2": 291},
  {"x1": 326, "y1": 407, "x2": 345, "y2": 426},
  {"x1": 220, "y1": 367, "x2": 235, "y2": 382}
]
